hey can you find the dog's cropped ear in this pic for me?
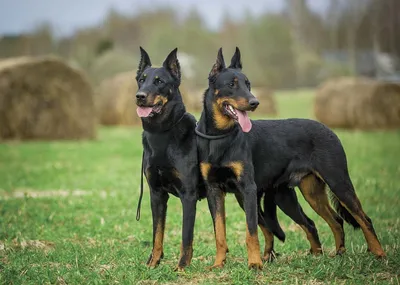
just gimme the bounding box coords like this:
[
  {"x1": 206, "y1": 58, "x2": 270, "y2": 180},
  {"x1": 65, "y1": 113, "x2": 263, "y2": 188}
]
[
  {"x1": 209, "y1": 48, "x2": 226, "y2": 79},
  {"x1": 163, "y1": 48, "x2": 181, "y2": 83},
  {"x1": 229, "y1": 47, "x2": 242, "y2": 69},
  {"x1": 137, "y1": 47, "x2": 152, "y2": 77}
]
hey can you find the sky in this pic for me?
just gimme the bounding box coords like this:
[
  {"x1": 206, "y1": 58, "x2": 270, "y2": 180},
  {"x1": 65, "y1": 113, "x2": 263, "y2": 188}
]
[{"x1": 0, "y1": 0, "x2": 329, "y2": 36}]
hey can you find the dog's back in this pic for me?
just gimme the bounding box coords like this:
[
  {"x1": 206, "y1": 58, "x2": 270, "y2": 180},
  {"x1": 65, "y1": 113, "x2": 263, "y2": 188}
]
[{"x1": 248, "y1": 118, "x2": 347, "y2": 187}]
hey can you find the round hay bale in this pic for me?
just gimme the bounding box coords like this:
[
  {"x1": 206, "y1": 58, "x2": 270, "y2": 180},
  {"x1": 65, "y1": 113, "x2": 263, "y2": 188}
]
[
  {"x1": 0, "y1": 56, "x2": 96, "y2": 140},
  {"x1": 315, "y1": 77, "x2": 400, "y2": 130},
  {"x1": 252, "y1": 87, "x2": 277, "y2": 117},
  {"x1": 96, "y1": 72, "x2": 139, "y2": 125}
]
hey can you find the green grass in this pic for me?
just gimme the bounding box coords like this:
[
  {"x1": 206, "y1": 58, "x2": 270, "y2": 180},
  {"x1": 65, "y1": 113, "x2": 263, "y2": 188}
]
[{"x1": 1, "y1": 89, "x2": 400, "y2": 284}]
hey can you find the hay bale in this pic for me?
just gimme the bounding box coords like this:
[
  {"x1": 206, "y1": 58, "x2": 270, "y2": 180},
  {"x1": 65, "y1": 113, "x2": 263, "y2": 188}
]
[
  {"x1": 0, "y1": 56, "x2": 96, "y2": 140},
  {"x1": 252, "y1": 87, "x2": 277, "y2": 116},
  {"x1": 96, "y1": 72, "x2": 139, "y2": 125},
  {"x1": 315, "y1": 77, "x2": 400, "y2": 130}
]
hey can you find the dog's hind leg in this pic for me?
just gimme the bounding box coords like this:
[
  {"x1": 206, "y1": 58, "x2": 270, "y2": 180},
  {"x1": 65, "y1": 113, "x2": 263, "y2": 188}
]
[
  {"x1": 147, "y1": 190, "x2": 169, "y2": 268},
  {"x1": 175, "y1": 194, "x2": 197, "y2": 271},
  {"x1": 274, "y1": 186, "x2": 322, "y2": 255},
  {"x1": 235, "y1": 193, "x2": 278, "y2": 262},
  {"x1": 207, "y1": 186, "x2": 228, "y2": 269},
  {"x1": 298, "y1": 174, "x2": 346, "y2": 255},
  {"x1": 321, "y1": 170, "x2": 386, "y2": 258}
]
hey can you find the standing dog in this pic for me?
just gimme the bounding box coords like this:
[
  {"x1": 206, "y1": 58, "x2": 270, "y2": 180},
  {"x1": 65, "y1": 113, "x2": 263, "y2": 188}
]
[
  {"x1": 196, "y1": 48, "x2": 385, "y2": 269},
  {"x1": 135, "y1": 47, "x2": 206, "y2": 270},
  {"x1": 135, "y1": 47, "x2": 302, "y2": 270}
]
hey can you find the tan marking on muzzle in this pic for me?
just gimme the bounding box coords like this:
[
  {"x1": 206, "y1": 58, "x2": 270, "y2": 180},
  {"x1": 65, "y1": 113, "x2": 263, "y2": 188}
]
[
  {"x1": 216, "y1": 97, "x2": 248, "y2": 110},
  {"x1": 154, "y1": 95, "x2": 168, "y2": 106},
  {"x1": 212, "y1": 102, "x2": 235, "y2": 130}
]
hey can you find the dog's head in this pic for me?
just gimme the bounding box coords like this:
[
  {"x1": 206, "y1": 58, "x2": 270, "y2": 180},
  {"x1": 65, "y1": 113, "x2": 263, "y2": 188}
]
[
  {"x1": 135, "y1": 47, "x2": 181, "y2": 118},
  {"x1": 207, "y1": 47, "x2": 258, "y2": 132}
]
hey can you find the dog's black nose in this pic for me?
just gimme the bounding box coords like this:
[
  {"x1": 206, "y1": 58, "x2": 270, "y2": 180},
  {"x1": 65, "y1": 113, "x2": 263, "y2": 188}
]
[
  {"x1": 249, "y1": 99, "x2": 259, "y2": 108},
  {"x1": 136, "y1": 92, "x2": 147, "y2": 100}
]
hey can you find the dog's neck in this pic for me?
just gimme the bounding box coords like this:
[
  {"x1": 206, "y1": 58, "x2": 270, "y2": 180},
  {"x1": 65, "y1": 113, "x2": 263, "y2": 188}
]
[
  {"x1": 198, "y1": 88, "x2": 238, "y2": 136},
  {"x1": 141, "y1": 90, "x2": 186, "y2": 133}
]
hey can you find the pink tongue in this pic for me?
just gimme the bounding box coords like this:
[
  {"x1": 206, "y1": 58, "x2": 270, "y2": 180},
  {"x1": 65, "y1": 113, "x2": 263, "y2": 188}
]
[
  {"x1": 136, "y1": 107, "x2": 153, "y2": 117},
  {"x1": 236, "y1": 110, "x2": 252, "y2": 132}
]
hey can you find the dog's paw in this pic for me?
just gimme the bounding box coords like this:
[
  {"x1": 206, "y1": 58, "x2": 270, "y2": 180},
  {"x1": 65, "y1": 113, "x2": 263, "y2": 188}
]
[
  {"x1": 373, "y1": 251, "x2": 387, "y2": 259},
  {"x1": 309, "y1": 247, "x2": 323, "y2": 255},
  {"x1": 146, "y1": 251, "x2": 163, "y2": 268},
  {"x1": 146, "y1": 258, "x2": 160, "y2": 268},
  {"x1": 207, "y1": 262, "x2": 225, "y2": 270},
  {"x1": 174, "y1": 265, "x2": 185, "y2": 272},
  {"x1": 262, "y1": 250, "x2": 279, "y2": 262},
  {"x1": 335, "y1": 247, "x2": 346, "y2": 256},
  {"x1": 248, "y1": 261, "x2": 263, "y2": 270}
]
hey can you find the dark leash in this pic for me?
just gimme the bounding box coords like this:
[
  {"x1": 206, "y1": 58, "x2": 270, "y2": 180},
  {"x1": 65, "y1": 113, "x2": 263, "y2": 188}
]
[
  {"x1": 136, "y1": 113, "x2": 186, "y2": 221},
  {"x1": 194, "y1": 123, "x2": 235, "y2": 140},
  {"x1": 136, "y1": 150, "x2": 145, "y2": 221}
]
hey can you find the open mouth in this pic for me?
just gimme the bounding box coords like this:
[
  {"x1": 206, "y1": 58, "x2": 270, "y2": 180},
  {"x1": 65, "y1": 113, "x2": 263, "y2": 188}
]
[
  {"x1": 136, "y1": 101, "x2": 163, "y2": 118},
  {"x1": 224, "y1": 103, "x2": 238, "y2": 120},
  {"x1": 223, "y1": 102, "x2": 252, "y2": 132}
]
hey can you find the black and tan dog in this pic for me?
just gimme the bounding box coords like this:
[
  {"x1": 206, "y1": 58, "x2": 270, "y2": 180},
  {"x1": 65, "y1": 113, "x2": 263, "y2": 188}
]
[
  {"x1": 135, "y1": 47, "x2": 207, "y2": 270},
  {"x1": 135, "y1": 47, "x2": 296, "y2": 270},
  {"x1": 196, "y1": 47, "x2": 386, "y2": 269}
]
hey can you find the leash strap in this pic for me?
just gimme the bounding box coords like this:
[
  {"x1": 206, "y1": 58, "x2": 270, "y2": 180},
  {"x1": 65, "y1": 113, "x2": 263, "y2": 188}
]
[
  {"x1": 136, "y1": 150, "x2": 145, "y2": 221},
  {"x1": 195, "y1": 123, "x2": 234, "y2": 140}
]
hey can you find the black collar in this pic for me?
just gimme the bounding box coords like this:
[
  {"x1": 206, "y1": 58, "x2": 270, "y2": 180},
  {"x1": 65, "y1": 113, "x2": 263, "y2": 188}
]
[{"x1": 195, "y1": 123, "x2": 236, "y2": 140}]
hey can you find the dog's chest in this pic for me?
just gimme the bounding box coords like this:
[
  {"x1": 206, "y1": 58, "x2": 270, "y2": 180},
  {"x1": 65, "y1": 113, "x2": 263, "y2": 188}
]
[
  {"x1": 146, "y1": 164, "x2": 182, "y2": 196},
  {"x1": 199, "y1": 149, "x2": 245, "y2": 188}
]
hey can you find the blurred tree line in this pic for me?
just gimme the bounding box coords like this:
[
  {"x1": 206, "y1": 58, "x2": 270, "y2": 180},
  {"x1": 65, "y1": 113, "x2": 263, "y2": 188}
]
[{"x1": 0, "y1": 0, "x2": 399, "y2": 89}]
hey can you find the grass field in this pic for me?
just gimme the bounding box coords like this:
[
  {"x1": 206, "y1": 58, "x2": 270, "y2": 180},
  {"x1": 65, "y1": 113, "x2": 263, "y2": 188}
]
[{"x1": 1, "y1": 89, "x2": 400, "y2": 284}]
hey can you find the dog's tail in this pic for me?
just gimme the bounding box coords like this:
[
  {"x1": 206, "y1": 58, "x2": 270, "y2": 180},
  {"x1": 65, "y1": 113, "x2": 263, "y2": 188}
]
[
  {"x1": 330, "y1": 193, "x2": 360, "y2": 229},
  {"x1": 262, "y1": 194, "x2": 286, "y2": 242}
]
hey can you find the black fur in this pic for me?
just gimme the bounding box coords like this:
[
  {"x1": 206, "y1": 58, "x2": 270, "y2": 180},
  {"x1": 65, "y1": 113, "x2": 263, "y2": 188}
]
[
  {"x1": 135, "y1": 47, "x2": 205, "y2": 270},
  {"x1": 197, "y1": 47, "x2": 385, "y2": 264}
]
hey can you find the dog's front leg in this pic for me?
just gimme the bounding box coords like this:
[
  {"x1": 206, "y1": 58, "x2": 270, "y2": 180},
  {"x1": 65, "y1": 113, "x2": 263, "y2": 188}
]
[
  {"x1": 147, "y1": 189, "x2": 169, "y2": 268},
  {"x1": 207, "y1": 185, "x2": 228, "y2": 269},
  {"x1": 175, "y1": 194, "x2": 197, "y2": 271},
  {"x1": 243, "y1": 184, "x2": 263, "y2": 270}
]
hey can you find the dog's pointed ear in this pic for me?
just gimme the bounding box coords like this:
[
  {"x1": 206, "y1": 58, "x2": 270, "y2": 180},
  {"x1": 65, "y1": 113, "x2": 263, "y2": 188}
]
[
  {"x1": 209, "y1": 48, "x2": 226, "y2": 78},
  {"x1": 229, "y1": 47, "x2": 242, "y2": 69},
  {"x1": 137, "y1": 47, "x2": 152, "y2": 77},
  {"x1": 163, "y1": 48, "x2": 181, "y2": 83}
]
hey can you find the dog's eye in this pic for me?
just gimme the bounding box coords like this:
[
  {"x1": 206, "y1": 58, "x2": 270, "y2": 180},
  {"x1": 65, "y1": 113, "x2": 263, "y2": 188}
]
[
  {"x1": 138, "y1": 78, "x2": 145, "y2": 83},
  {"x1": 154, "y1": 78, "x2": 163, "y2": 85},
  {"x1": 228, "y1": 82, "x2": 235, "y2": 88}
]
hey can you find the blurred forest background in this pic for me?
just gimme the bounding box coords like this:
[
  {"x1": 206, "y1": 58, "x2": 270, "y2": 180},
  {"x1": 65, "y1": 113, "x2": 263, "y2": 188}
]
[
  {"x1": 1, "y1": 0, "x2": 400, "y2": 139},
  {"x1": 1, "y1": 0, "x2": 399, "y2": 90}
]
